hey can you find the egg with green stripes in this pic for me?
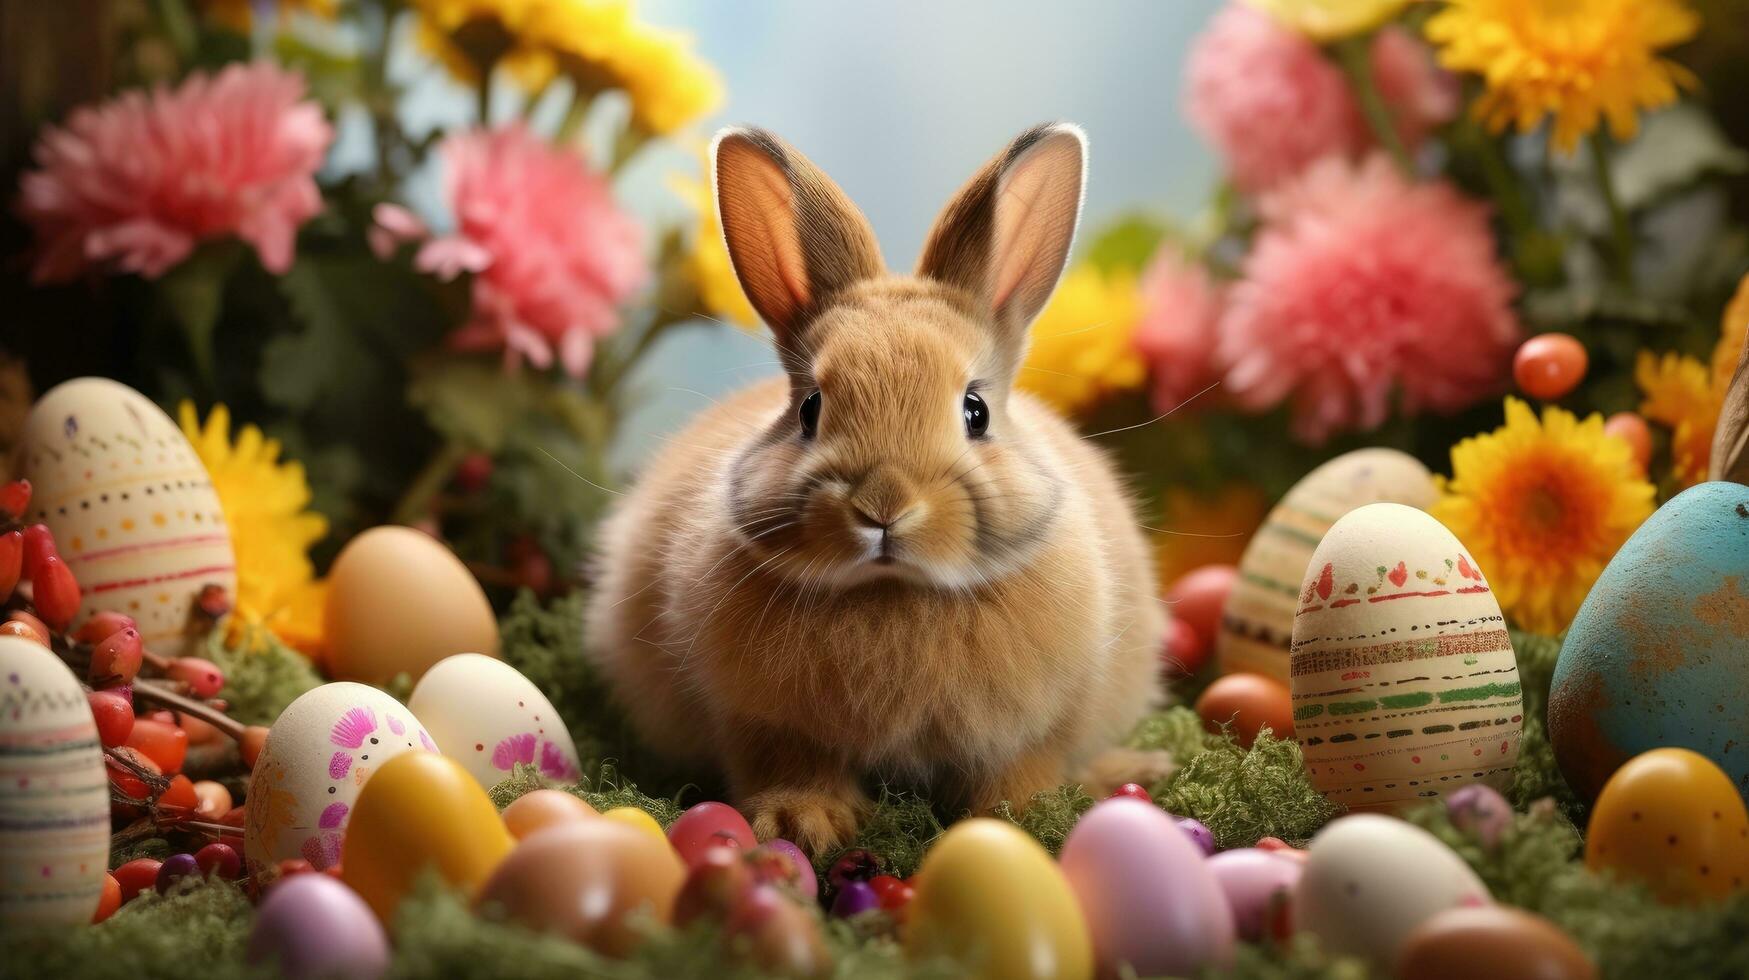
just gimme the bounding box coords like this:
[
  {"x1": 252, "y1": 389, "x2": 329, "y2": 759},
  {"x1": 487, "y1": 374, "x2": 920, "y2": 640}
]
[
  {"x1": 1218, "y1": 449, "x2": 1437, "y2": 685},
  {"x1": 1288, "y1": 503, "x2": 1521, "y2": 811}
]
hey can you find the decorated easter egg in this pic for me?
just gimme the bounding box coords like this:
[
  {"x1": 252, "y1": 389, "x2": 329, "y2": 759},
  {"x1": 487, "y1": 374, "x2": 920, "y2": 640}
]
[
  {"x1": 244, "y1": 682, "x2": 436, "y2": 876},
  {"x1": 1206, "y1": 849, "x2": 1301, "y2": 942},
  {"x1": 1397, "y1": 905, "x2": 1596, "y2": 980},
  {"x1": 341, "y1": 751, "x2": 514, "y2": 924},
  {"x1": 0, "y1": 637, "x2": 109, "y2": 929},
  {"x1": 18, "y1": 378, "x2": 236, "y2": 656},
  {"x1": 1549, "y1": 482, "x2": 1749, "y2": 800},
  {"x1": 248, "y1": 873, "x2": 390, "y2": 980},
  {"x1": 476, "y1": 819, "x2": 685, "y2": 956},
  {"x1": 325, "y1": 526, "x2": 498, "y2": 684},
  {"x1": 1585, "y1": 747, "x2": 1749, "y2": 904},
  {"x1": 1219, "y1": 449, "x2": 1436, "y2": 684},
  {"x1": 1294, "y1": 814, "x2": 1491, "y2": 967},
  {"x1": 408, "y1": 654, "x2": 581, "y2": 790},
  {"x1": 1290, "y1": 503, "x2": 1521, "y2": 811},
  {"x1": 502, "y1": 789, "x2": 597, "y2": 840},
  {"x1": 906, "y1": 818, "x2": 1092, "y2": 980},
  {"x1": 1059, "y1": 798, "x2": 1235, "y2": 976}
]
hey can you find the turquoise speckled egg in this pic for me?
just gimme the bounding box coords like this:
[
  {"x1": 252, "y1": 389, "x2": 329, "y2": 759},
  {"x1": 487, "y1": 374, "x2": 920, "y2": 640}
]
[{"x1": 1549, "y1": 481, "x2": 1749, "y2": 800}]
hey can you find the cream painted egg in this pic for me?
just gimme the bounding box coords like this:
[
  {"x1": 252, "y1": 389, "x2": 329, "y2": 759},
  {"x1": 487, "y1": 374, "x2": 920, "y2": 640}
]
[
  {"x1": 245, "y1": 682, "x2": 436, "y2": 876},
  {"x1": 1219, "y1": 449, "x2": 1435, "y2": 684},
  {"x1": 1294, "y1": 814, "x2": 1491, "y2": 968},
  {"x1": 1290, "y1": 503, "x2": 1520, "y2": 811},
  {"x1": 0, "y1": 637, "x2": 109, "y2": 929},
  {"x1": 408, "y1": 654, "x2": 580, "y2": 791},
  {"x1": 18, "y1": 378, "x2": 236, "y2": 657}
]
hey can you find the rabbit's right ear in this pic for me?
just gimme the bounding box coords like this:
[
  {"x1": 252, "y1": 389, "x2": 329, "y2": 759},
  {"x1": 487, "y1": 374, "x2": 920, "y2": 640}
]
[{"x1": 712, "y1": 127, "x2": 884, "y2": 353}]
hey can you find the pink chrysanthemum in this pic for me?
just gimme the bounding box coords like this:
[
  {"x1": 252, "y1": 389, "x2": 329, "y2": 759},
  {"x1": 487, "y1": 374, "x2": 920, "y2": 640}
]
[
  {"x1": 1184, "y1": 6, "x2": 1457, "y2": 192},
  {"x1": 416, "y1": 124, "x2": 646, "y2": 378},
  {"x1": 1218, "y1": 155, "x2": 1519, "y2": 443},
  {"x1": 18, "y1": 63, "x2": 331, "y2": 282},
  {"x1": 1133, "y1": 248, "x2": 1226, "y2": 415}
]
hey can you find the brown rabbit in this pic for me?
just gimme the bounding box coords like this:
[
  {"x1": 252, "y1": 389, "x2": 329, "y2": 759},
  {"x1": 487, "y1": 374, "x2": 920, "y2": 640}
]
[{"x1": 586, "y1": 123, "x2": 1166, "y2": 854}]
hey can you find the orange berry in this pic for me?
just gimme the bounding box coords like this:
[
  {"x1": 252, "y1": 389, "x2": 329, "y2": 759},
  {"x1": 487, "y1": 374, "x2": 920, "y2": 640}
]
[
  {"x1": 124, "y1": 718, "x2": 188, "y2": 776},
  {"x1": 240, "y1": 726, "x2": 270, "y2": 769},
  {"x1": 1604, "y1": 412, "x2": 1652, "y2": 472},
  {"x1": 1513, "y1": 333, "x2": 1588, "y2": 400},
  {"x1": 93, "y1": 872, "x2": 122, "y2": 923},
  {"x1": 192, "y1": 779, "x2": 233, "y2": 819}
]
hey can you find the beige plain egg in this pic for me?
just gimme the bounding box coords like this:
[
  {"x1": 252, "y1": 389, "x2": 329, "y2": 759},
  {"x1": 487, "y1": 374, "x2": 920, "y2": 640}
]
[
  {"x1": 244, "y1": 682, "x2": 436, "y2": 876},
  {"x1": 18, "y1": 378, "x2": 237, "y2": 657},
  {"x1": 1290, "y1": 503, "x2": 1521, "y2": 811},
  {"x1": 409, "y1": 654, "x2": 582, "y2": 791},
  {"x1": 0, "y1": 637, "x2": 109, "y2": 929},
  {"x1": 1218, "y1": 448, "x2": 1435, "y2": 684},
  {"x1": 324, "y1": 526, "x2": 499, "y2": 685}
]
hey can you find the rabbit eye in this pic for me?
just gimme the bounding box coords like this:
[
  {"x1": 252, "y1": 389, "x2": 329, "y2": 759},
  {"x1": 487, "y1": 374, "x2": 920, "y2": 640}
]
[
  {"x1": 798, "y1": 390, "x2": 822, "y2": 437},
  {"x1": 963, "y1": 390, "x2": 989, "y2": 438}
]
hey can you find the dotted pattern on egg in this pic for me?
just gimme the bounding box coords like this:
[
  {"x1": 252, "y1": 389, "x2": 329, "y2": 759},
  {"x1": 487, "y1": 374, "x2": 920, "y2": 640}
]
[
  {"x1": 0, "y1": 642, "x2": 109, "y2": 928},
  {"x1": 20, "y1": 380, "x2": 236, "y2": 657},
  {"x1": 1290, "y1": 505, "x2": 1521, "y2": 812},
  {"x1": 1218, "y1": 450, "x2": 1435, "y2": 684}
]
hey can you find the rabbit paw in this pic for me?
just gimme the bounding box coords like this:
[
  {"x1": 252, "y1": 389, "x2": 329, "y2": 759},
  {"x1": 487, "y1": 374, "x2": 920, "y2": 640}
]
[{"x1": 744, "y1": 787, "x2": 868, "y2": 855}]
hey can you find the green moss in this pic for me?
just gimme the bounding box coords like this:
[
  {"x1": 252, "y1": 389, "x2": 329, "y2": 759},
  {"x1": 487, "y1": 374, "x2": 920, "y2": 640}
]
[
  {"x1": 1204, "y1": 935, "x2": 1369, "y2": 980},
  {"x1": 829, "y1": 790, "x2": 947, "y2": 878},
  {"x1": 1507, "y1": 629, "x2": 1582, "y2": 817},
  {"x1": 1, "y1": 879, "x2": 257, "y2": 980},
  {"x1": 1157, "y1": 728, "x2": 1342, "y2": 850},
  {"x1": 205, "y1": 624, "x2": 324, "y2": 726},
  {"x1": 993, "y1": 785, "x2": 1098, "y2": 856},
  {"x1": 489, "y1": 762, "x2": 683, "y2": 828}
]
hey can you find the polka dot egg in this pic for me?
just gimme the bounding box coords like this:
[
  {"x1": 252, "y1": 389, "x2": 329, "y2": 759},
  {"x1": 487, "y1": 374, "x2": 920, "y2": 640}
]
[
  {"x1": 19, "y1": 378, "x2": 235, "y2": 656},
  {"x1": 1585, "y1": 747, "x2": 1749, "y2": 904}
]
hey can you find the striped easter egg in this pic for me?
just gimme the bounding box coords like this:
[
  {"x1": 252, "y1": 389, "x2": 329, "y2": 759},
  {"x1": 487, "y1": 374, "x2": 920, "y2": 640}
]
[
  {"x1": 20, "y1": 378, "x2": 236, "y2": 657},
  {"x1": 1289, "y1": 503, "x2": 1521, "y2": 812},
  {"x1": 1, "y1": 637, "x2": 110, "y2": 930},
  {"x1": 1218, "y1": 449, "x2": 1435, "y2": 685}
]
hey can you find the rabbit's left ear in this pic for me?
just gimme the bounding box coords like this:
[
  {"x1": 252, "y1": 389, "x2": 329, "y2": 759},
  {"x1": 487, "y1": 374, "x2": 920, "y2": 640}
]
[
  {"x1": 917, "y1": 123, "x2": 1087, "y2": 347},
  {"x1": 1712, "y1": 325, "x2": 1749, "y2": 485}
]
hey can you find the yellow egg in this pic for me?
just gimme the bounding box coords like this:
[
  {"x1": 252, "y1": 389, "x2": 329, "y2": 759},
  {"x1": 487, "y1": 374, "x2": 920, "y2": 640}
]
[
  {"x1": 341, "y1": 752, "x2": 514, "y2": 924},
  {"x1": 600, "y1": 806, "x2": 669, "y2": 848},
  {"x1": 906, "y1": 818, "x2": 1092, "y2": 980},
  {"x1": 1585, "y1": 747, "x2": 1749, "y2": 904},
  {"x1": 325, "y1": 526, "x2": 500, "y2": 684}
]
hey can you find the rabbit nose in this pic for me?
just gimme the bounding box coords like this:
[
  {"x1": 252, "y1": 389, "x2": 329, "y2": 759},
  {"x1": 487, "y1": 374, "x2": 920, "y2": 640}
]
[{"x1": 852, "y1": 506, "x2": 890, "y2": 531}]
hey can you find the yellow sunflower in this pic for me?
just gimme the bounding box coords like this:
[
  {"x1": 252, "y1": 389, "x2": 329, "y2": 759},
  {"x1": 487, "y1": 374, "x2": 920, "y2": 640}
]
[
  {"x1": 1712, "y1": 272, "x2": 1749, "y2": 391},
  {"x1": 1018, "y1": 265, "x2": 1148, "y2": 416},
  {"x1": 180, "y1": 403, "x2": 330, "y2": 656},
  {"x1": 1431, "y1": 397, "x2": 1654, "y2": 634},
  {"x1": 669, "y1": 162, "x2": 758, "y2": 329},
  {"x1": 1245, "y1": 0, "x2": 1410, "y2": 42},
  {"x1": 1425, "y1": 0, "x2": 1700, "y2": 153},
  {"x1": 411, "y1": 0, "x2": 551, "y2": 85},
  {"x1": 1633, "y1": 272, "x2": 1749, "y2": 486}
]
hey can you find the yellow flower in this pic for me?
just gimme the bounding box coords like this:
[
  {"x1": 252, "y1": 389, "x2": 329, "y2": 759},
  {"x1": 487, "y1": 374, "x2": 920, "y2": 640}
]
[
  {"x1": 1245, "y1": 0, "x2": 1410, "y2": 41},
  {"x1": 1153, "y1": 483, "x2": 1269, "y2": 587},
  {"x1": 1425, "y1": 0, "x2": 1700, "y2": 154},
  {"x1": 1712, "y1": 272, "x2": 1749, "y2": 392},
  {"x1": 1017, "y1": 265, "x2": 1148, "y2": 416},
  {"x1": 610, "y1": 24, "x2": 723, "y2": 136},
  {"x1": 179, "y1": 403, "x2": 330, "y2": 656},
  {"x1": 1637, "y1": 350, "x2": 1719, "y2": 487},
  {"x1": 669, "y1": 164, "x2": 757, "y2": 328},
  {"x1": 1431, "y1": 397, "x2": 1654, "y2": 634},
  {"x1": 411, "y1": 0, "x2": 552, "y2": 85}
]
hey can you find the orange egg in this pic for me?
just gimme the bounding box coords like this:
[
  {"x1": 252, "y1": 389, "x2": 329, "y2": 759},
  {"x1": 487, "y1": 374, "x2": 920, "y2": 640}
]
[
  {"x1": 1585, "y1": 747, "x2": 1749, "y2": 904},
  {"x1": 1195, "y1": 673, "x2": 1294, "y2": 748},
  {"x1": 1513, "y1": 334, "x2": 1587, "y2": 400},
  {"x1": 503, "y1": 789, "x2": 599, "y2": 840}
]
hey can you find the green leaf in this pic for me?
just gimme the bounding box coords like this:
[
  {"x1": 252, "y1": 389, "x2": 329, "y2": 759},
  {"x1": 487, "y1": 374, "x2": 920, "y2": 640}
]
[
  {"x1": 1614, "y1": 105, "x2": 1749, "y2": 210},
  {"x1": 1081, "y1": 213, "x2": 1175, "y2": 273},
  {"x1": 156, "y1": 244, "x2": 240, "y2": 385}
]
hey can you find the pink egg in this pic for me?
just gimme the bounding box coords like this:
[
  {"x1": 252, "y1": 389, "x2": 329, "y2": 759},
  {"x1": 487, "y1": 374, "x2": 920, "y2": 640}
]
[
  {"x1": 1207, "y1": 849, "x2": 1302, "y2": 941},
  {"x1": 667, "y1": 801, "x2": 756, "y2": 867},
  {"x1": 1060, "y1": 797, "x2": 1235, "y2": 976}
]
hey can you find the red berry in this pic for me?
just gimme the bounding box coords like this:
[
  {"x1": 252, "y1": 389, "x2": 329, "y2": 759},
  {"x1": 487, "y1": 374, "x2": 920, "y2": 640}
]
[
  {"x1": 87, "y1": 690, "x2": 135, "y2": 747},
  {"x1": 94, "y1": 872, "x2": 122, "y2": 923},
  {"x1": 167, "y1": 657, "x2": 225, "y2": 698},
  {"x1": 515, "y1": 549, "x2": 555, "y2": 596},
  {"x1": 0, "y1": 619, "x2": 48, "y2": 646},
  {"x1": 158, "y1": 774, "x2": 198, "y2": 813},
  {"x1": 1513, "y1": 333, "x2": 1588, "y2": 401},
  {"x1": 274, "y1": 858, "x2": 315, "y2": 883},
  {"x1": 75, "y1": 611, "x2": 137, "y2": 645},
  {"x1": 90, "y1": 628, "x2": 144, "y2": 685},
  {"x1": 240, "y1": 726, "x2": 270, "y2": 769},
  {"x1": 827, "y1": 849, "x2": 879, "y2": 891},
  {"x1": 194, "y1": 842, "x2": 241, "y2": 879},
  {"x1": 21, "y1": 524, "x2": 57, "y2": 578},
  {"x1": 125, "y1": 718, "x2": 188, "y2": 776},
  {"x1": 195, "y1": 584, "x2": 231, "y2": 619},
  {"x1": 192, "y1": 779, "x2": 232, "y2": 818},
  {"x1": 32, "y1": 554, "x2": 82, "y2": 631},
  {"x1": 0, "y1": 530, "x2": 21, "y2": 602},
  {"x1": 5, "y1": 610, "x2": 50, "y2": 646},
  {"x1": 867, "y1": 874, "x2": 915, "y2": 921},
  {"x1": 106, "y1": 746, "x2": 161, "y2": 803},
  {"x1": 1163, "y1": 565, "x2": 1237, "y2": 654},
  {"x1": 0, "y1": 479, "x2": 33, "y2": 521},
  {"x1": 454, "y1": 452, "x2": 494, "y2": 492},
  {"x1": 1160, "y1": 618, "x2": 1207, "y2": 678},
  {"x1": 1110, "y1": 782, "x2": 1154, "y2": 803},
  {"x1": 113, "y1": 859, "x2": 162, "y2": 904}
]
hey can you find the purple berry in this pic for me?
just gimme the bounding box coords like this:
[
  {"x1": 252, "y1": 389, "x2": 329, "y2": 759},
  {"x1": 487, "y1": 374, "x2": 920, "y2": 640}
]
[
  {"x1": 155, "y1": 852, "x2": 200, "y2": 894},
  {"x1": 1176, "y1": 817, "x2": 1216, "y2": 856},
  {"x1": 830, "y1": 879, "x2": 878, "y2": 918},
  {"x1": 827, "y1": 849, "x2": 879, "y2": 891}
]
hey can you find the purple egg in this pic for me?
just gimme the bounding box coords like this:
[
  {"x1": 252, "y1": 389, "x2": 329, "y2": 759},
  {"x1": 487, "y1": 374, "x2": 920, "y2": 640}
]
[
  {"x1": 759, "y1": 839, "x2": 817, "y2": 900},
  {"x1": 1176, "y1": 817, "x2": 1216, "y2": 856},
  {"x1": 830, "y1": 879, "x2": 878, "y2": 918},
  {"x1": 249, "y1": 874, "x2": 389, "y2": 980},
  {"x1": 1445, "y1": 784, "x2": 1513, "y2": 850},
  {"x1": 1060, "y1": 797, "x2": 1236, "y2": 976},
  {"x1": 1206, "y1": 848, "x2": 1302, "y2": 941},
  {"x1": 155, "y1": 853, "x2": 200, "y2": 894}
]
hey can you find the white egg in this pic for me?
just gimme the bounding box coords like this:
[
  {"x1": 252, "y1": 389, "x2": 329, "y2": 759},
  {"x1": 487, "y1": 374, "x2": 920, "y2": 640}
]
[
  {"x1": 408, "y1": 654, "x2": 581, "y2": 791},
  {"x1": 244, "y1": 683, "x2": 435, "y2": 875},
  {"x1": 1290, "y1": 503, "x2": 1521, "y2": 811},
  {"x1": 1293, "y1": 813, "x2": 1490, "y2": 967},
  {"x1": 19, "y1": 378, "x2": 237, "y2": 657},
  {"x1": 0, "y1": 637, "x2": 109, "y2": 928}
]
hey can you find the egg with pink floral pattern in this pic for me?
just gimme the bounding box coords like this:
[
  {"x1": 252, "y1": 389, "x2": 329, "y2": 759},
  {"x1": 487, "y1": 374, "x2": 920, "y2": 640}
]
[
  {"x1": 409, "y1": 654, "x2": 581, "y2": 792},
  {"x1": 244, "y1": 683, "x2": 435, "y2": 877}
]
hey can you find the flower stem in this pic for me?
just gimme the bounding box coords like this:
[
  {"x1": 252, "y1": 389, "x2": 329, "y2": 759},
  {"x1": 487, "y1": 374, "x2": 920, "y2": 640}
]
[
  {"x1": 476, "y1": 64, "x2": 495, "y2": 125},
  {"x1": 392, "y1": 441, "x2": 471, "y2": 526},
  {"x1": 1588, "y1": 131, "x2": 1634, "y2": 287},
  {"x1": 1337, "y1": 36, "x2": 1413, "y2": 174}
]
